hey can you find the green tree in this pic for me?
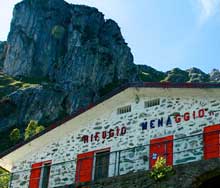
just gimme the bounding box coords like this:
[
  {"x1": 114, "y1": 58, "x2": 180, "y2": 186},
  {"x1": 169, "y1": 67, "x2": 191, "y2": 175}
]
[
  {"x1": 9, "y1": 128, "x2": 21, "y2": 144},
  {"x1": 24, "y1": 120, "x2": 45, "y2": 140},
  {"x1": 0, "y1": 168, "x2": 9, "y2": 188},
  {"x1": 35, "y1": 125, "x2": 45, "y2": 134}
]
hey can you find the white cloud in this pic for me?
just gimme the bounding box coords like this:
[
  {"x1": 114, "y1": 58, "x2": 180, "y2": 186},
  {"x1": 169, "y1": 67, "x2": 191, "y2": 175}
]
[{"x1": 196, "y1": 0, "x2": 220, "y2": 24}]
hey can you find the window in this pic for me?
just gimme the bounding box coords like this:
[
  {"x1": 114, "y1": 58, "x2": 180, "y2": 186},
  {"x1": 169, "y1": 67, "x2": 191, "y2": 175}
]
[
  {"x1": 29, "y1": 161, "x2": 51, "y2": 188},
  {"x1": 94, "y1": 150, "x2": 110, "y2": 180},
  {"x1": 75, "y1": 148, "x2": 110, "y2": 184},
  {"x1": 117, "y1": 105, "x2": 131, "y2": 115},
  {"x1": 145, "y1": 98, "x2": 160, "y2": 108},
  {"x1": 40, "y1": 163, "x2": 51, "y2": 188}
]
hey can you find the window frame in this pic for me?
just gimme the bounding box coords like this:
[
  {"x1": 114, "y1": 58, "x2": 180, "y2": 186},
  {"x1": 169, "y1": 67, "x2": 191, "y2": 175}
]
[
  {"x1": 29, "y1": 160, "x2": 52, "y2": 188},
  {"x1": 93, "y1": 148, "x2": 110, "y2": 181},
  {"x1": 75, "y1": 148, "x2": 111, "y2": 184},
  {"x1": 144, "y1": 98, "x2": 160, "y2": 108},
  {"x1": 117, "y1": 105, "x2": 131, "y2": 115}
]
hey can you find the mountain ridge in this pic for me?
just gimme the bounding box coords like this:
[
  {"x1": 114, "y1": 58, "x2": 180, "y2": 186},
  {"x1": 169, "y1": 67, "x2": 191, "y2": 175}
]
[{"x1": 0, "y1": 0, "x2": 220, "y2": 152}]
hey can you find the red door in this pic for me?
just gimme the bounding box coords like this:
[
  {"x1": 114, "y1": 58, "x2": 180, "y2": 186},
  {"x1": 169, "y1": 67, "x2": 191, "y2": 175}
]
[
  {"x1": 75, "y1": 151, "x2": 94, "y2": 184},
  {"x1": 204, "y1": 124, "x2": 220, "y2": 160},
  {"x1": 149, "y1": 135, "x2": 173, "y2": 168},
  {"x1": 29, "y1": 162, "x2": 43, "y2": 188}
]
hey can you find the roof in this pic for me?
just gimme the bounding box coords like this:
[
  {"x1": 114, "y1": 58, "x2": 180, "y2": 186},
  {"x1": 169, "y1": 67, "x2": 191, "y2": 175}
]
[{"x1": 1, "y1": 82, "x2": 220, "y2": 167}]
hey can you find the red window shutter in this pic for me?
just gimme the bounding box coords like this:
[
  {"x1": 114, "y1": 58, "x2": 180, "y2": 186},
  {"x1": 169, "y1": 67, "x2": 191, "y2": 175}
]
[
  {"x1": 149, "y1": 135, "x2": 173, "y2": 168},
  {"x1": 29, "y1": 162, "x2": 43, "y2": 188},
  {"x1": 204, "y1": 124, "x2": 220, "y2": 160},
  {"x1": 75, "y1": 151, "x2": 94, "y2": 184}
]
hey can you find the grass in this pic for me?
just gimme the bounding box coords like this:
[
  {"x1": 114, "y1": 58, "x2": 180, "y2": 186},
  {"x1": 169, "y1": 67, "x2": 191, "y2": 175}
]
[{"x1": 0, "y1": 71, "x2": 38, "y2": 99}]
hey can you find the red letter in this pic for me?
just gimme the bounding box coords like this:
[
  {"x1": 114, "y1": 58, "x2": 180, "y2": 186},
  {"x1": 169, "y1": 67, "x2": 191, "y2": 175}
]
[
  {"x1": 193, "y1": 111, "x2": 196, "y2": 119},
  {"x1": 102, "y1": 131, "x2": 107, "y2": 139},
  {"x1": 184, "y1": 112, "x2": 190, "y2": 121},
  {"x1": 108, "y1": 129, "x2": 114, "y2": 138},
  {"x1": 82, "y1": 135, "x2": 89, "y2": 143},
  {"x1": 174, "y1": 114, "x2": 181, "y2": 123},
  {"x1": 95, "y1": 132, "x2": 100, "y2": 141},
  {"x1": 199, "y1": 109, "x2": 205, "y2": 118},
  {"x1": 121, "y1": 127, "x2": 127, "y2": 135},
  {"x1": 116, "y1": 127, "x2": 120, "y2": 136},
  {"x1": 90, "y1": 134, "x2": 94, "y2": 142}
]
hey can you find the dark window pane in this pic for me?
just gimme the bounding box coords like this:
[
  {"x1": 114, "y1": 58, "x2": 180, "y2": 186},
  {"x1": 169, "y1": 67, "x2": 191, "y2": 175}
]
[
  {"x1": 41, "y1": 163, "x2": 51, "y2": 188},
  {"x1": 94, "y1": 151, "x2": 110, "y2": 180}
]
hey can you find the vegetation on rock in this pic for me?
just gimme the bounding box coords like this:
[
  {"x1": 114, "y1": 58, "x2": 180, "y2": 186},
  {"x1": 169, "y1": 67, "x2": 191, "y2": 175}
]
[
  {"x1": 51, "y1": 25, "x2": 65, "y2": 39},
  {"x1": 0, "y1": 71, "x2": 37, "y2": 98},
  {"x1": 24, "y1": 120, "x2": 45, "y2": 140},
  {"x1": 9, "y1": 128, "x2": 21, "y2": 144}
]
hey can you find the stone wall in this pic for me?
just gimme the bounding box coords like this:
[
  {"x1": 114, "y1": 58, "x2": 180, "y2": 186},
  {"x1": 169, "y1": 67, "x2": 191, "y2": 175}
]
[
  {"x1": 76, "y1": 158, "x2": 220, "y2": 188},
  {"x1": 9, "y1": 88, "x2": 220, "y2": 187}
]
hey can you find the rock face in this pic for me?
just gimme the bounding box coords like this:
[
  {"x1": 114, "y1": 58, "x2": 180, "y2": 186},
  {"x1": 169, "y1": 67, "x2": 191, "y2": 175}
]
[
  {"x1": 0, "y1": 86, "x2": 68, "y2": 131},
  {"x1": 137, "y1": 65, "x2": 165, "y2": 82},
  {"x1": 162, "y1": 67, "x2": 210, "y2": 83},
  {"x1": 0, "y1": 41, "x2": 7, "y2": 69},
  {"x1": 4, "y1": 0, "x2": 136, "y2": 87},
  {"x1": 0, "y1": 0, "x2": 219, "y2": 138},
  {"x1": 163, "y1": 68, "x2": 189, "y2": 83},
  {"x1": 186, "y1": 67, "x2": 209, "y2": 83},
  {"x1": 0, "y1": 0, "x2": 137, "y2": 132},
  {"x1": 210, "y1": 69, "x2": 220, "y2": 83}
]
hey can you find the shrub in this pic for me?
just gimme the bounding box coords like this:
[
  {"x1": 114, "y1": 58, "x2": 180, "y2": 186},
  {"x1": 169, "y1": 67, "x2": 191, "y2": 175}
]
[
  {"x1": 150, "y1": 156, "x2": 174, "y2": 181},
  {"x1": 0, "y1": 169, "x2": 9, "y2": 188},
  {"x1": 9, "y1": 128, "x2": 21, "y2": 144},
  {"x1": 51, "y1": 25, "x2": 65, "y2": 39},
  {"x1": 35, "y1": 125, "x2": 45, "y2": 134},
  {"x1": 24, "y1": 120, "x2": 45, "y2": 140}
]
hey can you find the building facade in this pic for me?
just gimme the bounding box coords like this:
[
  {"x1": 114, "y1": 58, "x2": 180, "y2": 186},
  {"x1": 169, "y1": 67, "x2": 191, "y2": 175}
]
[{"x1": 1, "y1": 83, "x2": 220, "y2": 188}]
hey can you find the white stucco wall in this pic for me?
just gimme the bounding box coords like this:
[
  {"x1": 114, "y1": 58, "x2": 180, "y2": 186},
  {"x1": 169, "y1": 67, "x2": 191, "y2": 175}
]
[{"x1": 5, "y1": 87, "x2": 220, "y2": 188}]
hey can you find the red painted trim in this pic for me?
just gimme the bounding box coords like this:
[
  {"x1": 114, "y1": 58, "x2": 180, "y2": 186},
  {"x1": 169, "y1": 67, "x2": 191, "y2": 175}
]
[
  {"x1": 204, "y1": 124, "x2": 220, "y2": 133},
  {"x1": 29, "y1": 160, "x2": 52, "y2": 188},
  {"x1": 75, "y1": 151, "x2": 95, "y2": 184},
  {"x1": 75, "y1": 148, "x2": 111, "y2": 185},
  {"x1": 29, "y1": 162, "x2": 43, "y2": 188},
  {"x1": 149, "y1": 135, "x2": 174, "y2": 169},
  {"x1": 203, "y1": 125, "x2": 220, "y2": 160},
  {"x1": 150, "y1": 135, "x2": 173, "y2": 144}
]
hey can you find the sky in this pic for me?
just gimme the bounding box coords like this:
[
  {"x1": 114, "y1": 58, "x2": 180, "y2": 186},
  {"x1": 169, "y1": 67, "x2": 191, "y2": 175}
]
[{"x1": 0, "y1": 0, "x2": 220, "y2": 73}]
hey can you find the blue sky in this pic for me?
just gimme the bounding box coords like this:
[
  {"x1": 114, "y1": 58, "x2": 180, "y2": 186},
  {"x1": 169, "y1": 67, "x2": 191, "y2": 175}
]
[{"x1": 1, "y1": 0, "x2": 220, "y2": 73}]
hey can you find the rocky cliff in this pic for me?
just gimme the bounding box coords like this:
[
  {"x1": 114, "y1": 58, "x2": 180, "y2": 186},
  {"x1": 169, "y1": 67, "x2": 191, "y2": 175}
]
[
  {"x1": 0, "y1": 0, "x2": 137, "y2": 133},
  {"x1": 0, "y1": 0, "x2": 220, "y2": 151},
  {"x1": 0, "y1": 42, "x2": 7, "y2": 69}
]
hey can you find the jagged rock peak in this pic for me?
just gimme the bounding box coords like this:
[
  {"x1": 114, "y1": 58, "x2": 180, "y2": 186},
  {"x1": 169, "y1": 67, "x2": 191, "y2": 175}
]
[
  {"x1": 163, "y1": 68, "x2": 189, "y2": 83},
  {"x1": 137, "y1": 64, "x2": 165, "y2": 82},
  {"x1": 209, "y1": 69, "x2": 220, "y2": 83},
  {"x1": 0, "y1": 0, "x2": 137, "y2": 133},
  {"x1": 3, "y1": 0, "x2": 136, "y2": 88},
  {"x1": 186, "y1": 67, "x2": 209, "y2": 83}
]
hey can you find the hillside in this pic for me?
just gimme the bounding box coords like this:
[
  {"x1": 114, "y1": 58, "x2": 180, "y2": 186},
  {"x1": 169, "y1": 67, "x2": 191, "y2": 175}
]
[{"x1": 0, "y1": 0, "x2": 220, "y2": 153}]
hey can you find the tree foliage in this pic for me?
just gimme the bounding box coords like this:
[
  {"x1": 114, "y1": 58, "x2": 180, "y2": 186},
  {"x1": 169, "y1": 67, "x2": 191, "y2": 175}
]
[
  {"x1": 150, "y1": 156, "x2": 174, "y2": 181},
  {"x1": 9, "y1": 128, "x2": 21, "y2": 144},
  {"x1": 24, "y1": 120, "x2": 45, "y2": 140},
  {"x1": 0, "y1": 168, "x2": 9, "y2": 188}
]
